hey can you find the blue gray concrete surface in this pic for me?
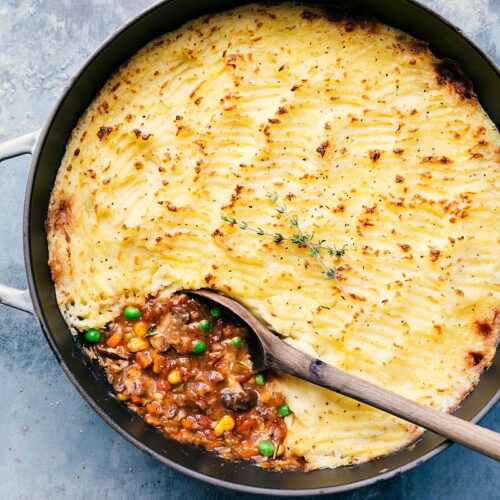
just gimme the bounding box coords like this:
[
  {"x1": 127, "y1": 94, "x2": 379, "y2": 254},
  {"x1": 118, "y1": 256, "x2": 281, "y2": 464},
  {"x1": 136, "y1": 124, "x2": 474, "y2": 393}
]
[{"x1": 0, "y1": 1, "x2": 498, "y2": 499}]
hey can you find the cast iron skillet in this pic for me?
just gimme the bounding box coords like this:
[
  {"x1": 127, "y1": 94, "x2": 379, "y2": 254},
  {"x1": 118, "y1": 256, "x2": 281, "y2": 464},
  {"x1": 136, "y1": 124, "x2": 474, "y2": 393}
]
[{"x1": 0, "y1": 0, "x2": 498, "y2": 495}]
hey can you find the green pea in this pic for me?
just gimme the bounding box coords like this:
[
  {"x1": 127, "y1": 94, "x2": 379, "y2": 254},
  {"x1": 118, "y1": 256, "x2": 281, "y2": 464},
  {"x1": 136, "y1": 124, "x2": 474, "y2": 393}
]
[
  {"x1": 123, "y1": 305, "x2": 141, "y2": 321},
  {"x1": 191, "y1": 339, "x2": 206, "y2": 355},
  {"x1": 231, "y1": 336, "x2": 242, "y2": 348},
  {"x1": 258, "y1": 440, "x2": 275, "y2": 457},
  {"x1": 84, "y1": 328, "x2": 101, "y2": 343},
  {"x1": 210, "y1": 306, "x2": 222, "y2": 319},
  {"x1": 278, "y1": 402, "x2": 292, "y2": 417},
  {"x1": 198, "y1": 319, "x2": 212, "y2": 332},
  {"x1": 255, "y1": 373, "x2": 266, "y2": 386}
]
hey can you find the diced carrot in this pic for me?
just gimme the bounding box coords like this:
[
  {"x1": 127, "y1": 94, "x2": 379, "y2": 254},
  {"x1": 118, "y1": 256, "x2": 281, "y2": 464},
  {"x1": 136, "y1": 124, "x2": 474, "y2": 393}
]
[
  {"x1": 136, "y1": 350, "x2": 153, "y2": 369},
  {"x1": 152, "y1": 351, "x2": 166, "y2": 374},
  {"x1": 238, "y1": 447, "x2": 260, "y2": 458},
  {"x1": 156, "y1": 379, "x2": 171, "y2": 392},
  {"x1": 236, "y1": 417, "x2": 255, "y2": 433},
  {"x1": 196, "y1": 415, "x2": 212, "y2": 429},
  {"x1": 106, "y1": 331, "x2": 123, "y2": 348},
  {"x1": 234, "y1": 372, "x2": 253, "y2": 383},
  {"x1": 146, "y1": 402, "x2": 162, "y2": 414},
  {"x1": 181, "y1": 417, "x2": 196, "y2": 429},
  {"x1": 130, "y1": 393, "x2": 142, "y2": 404},
  {"x1": 204, "y1": 430, "x2": 217, "y2": 441}
]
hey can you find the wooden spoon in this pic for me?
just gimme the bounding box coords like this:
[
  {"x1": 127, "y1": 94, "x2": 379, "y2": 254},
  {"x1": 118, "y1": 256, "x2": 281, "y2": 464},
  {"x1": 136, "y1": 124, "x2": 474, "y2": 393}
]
[{"x1": 188, "y1": 289, "x2": 500, "y2": 461}]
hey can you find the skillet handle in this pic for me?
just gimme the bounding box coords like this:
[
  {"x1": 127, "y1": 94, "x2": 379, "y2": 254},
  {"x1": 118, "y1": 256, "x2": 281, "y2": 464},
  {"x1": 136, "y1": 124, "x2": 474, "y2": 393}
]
[
  {"x1": 0, "y1": 285, "x2": 34, "y2": 314},
  {"x1": 0, "y1": 131, "x2": 39, "y2": 161},
  {"x1": 0, "y1": 131, "x2": 39, "y2": 314}
]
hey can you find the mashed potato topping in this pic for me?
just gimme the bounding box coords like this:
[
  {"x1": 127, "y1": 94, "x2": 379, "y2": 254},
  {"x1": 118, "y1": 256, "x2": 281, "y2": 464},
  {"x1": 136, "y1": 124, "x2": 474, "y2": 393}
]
[{"x1": 47, "y1": 3, "x2": 499, "y2": 468}]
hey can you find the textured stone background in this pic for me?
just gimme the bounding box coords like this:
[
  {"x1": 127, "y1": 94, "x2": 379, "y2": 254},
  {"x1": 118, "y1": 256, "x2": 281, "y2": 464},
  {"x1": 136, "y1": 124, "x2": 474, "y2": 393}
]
[{"x1": 0, "y1": 1, "x2": 498, "y2": 499}]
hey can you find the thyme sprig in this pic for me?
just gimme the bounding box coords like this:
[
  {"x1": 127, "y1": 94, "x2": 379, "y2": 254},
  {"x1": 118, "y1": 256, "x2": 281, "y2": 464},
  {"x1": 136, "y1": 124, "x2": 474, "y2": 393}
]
[{"x1": 221, "y1": 192, "x2": 347, "y2": 292}]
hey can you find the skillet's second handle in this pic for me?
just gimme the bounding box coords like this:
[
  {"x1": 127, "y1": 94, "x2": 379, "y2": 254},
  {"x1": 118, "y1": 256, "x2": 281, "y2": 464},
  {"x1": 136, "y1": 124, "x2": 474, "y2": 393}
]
[
  {"x1": 0, "y1": 131, "x2": 39, "y2": 161},
  {"x1": 0, "y1": 131, "x2": 39, "y2": 315},
  {"x1": 0, "y1": 285, "x2": 34, "y2": 313},
  {"x1": 270, "y1": 340, "x2": 500, "y2": 461}
]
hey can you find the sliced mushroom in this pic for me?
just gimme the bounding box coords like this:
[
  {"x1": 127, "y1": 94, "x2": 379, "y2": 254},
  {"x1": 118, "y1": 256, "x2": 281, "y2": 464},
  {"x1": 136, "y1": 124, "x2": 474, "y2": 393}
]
[
  {"x1": 120, "y1": 365, "x2": 145, "y2": 395},
  {"x1": 151, "y1": 309, "x2": 195, "y2": 352},
  {"x1": 194, "y1": 400, "x2": 208, "y2": 411},
  {"x1": 113, "y1": 379, "x2": 125, "y2": 393},
  {"x1": 165, "y1": 403, "x2": 178, "y2": 419},
  {"x1": 96, "y1": 345, "x2": 130, "y2": 360},
  {"x1": 221, "y1": 387, "x2": 259, "y2": 411},
  {"x1": 104, "y1": 358, "x2": 129, "y2": 373},
  {"x1": 149, "y1": 332, "x2": 171, "y2": 352},
  {"x1": 98, "y1": 356, "x2": 130, "y2": 387},
  {"x1": 170, "y1": 307, "x2": 190, "y2": 323}
]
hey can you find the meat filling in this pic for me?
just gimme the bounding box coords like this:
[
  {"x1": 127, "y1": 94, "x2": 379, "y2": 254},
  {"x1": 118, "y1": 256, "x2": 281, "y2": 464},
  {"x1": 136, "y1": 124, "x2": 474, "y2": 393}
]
[{"x1": 92, "y1": 293, "x2": 302, "y2": 468}]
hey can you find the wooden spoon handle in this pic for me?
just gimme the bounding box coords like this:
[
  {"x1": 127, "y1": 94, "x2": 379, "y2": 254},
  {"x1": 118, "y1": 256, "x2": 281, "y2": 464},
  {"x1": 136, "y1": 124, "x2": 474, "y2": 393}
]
[{"x1": 269, "y1": 340, "x2": 500, "y2": 460}]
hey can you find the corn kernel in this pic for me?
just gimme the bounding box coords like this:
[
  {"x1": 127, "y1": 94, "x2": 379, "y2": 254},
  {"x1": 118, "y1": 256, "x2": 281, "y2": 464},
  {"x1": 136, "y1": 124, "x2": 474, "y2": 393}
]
[
  {"x1": 276, "y1": 443, "x2": 285, "y2": 457},
  {"x1": 153, "y1": 392, "x2": 164, "y2": 402},
  {"x1": 214, "y1": 415, "x2": 235, "y2": 437},
  {"x1": 124, "y1": 331, "x2": 134, "y2": 343},
  {"x1": 133, "y1": 321, "x2": 149, "y2": 337},
  {"x1": 259, "y1": 391, "x2": 271, "y2": 403},
  {"x1": 116, "y1": 393, "x2": 129, "y2": 402},
  {"x1": 127, "y1": 337, "x2": 149, "y2": 352},
  {"x1": 167, "y1": 369, "x2": 182, "y2": 385}
]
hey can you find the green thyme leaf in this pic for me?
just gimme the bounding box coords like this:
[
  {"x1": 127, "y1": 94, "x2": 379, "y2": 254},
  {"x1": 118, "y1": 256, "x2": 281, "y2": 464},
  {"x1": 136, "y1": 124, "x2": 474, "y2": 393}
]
[
  {"x1": 326, "y1": 267, "x2": 337, "y2": 279},
  {"x1": 308, "y1": 245, "x2": 320, "y2": 257},
  {"x1": 328, "y1": 244, "x2": 347, "y2": 259},
  {"x1": 267, "y1": 192, "x2": 278, "y2": 203},
  {"x1": 146, "y1": 324, "x2": 157, "y2": 337},
  {"x1": 221, "y1": 215, "x2": 237, "y2": 225}
]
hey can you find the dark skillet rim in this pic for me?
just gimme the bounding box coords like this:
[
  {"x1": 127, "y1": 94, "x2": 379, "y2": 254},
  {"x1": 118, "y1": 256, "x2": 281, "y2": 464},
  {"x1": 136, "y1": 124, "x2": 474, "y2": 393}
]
[{"x1": 22, "y1": 0, "x2": 500, "y2": 496}]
